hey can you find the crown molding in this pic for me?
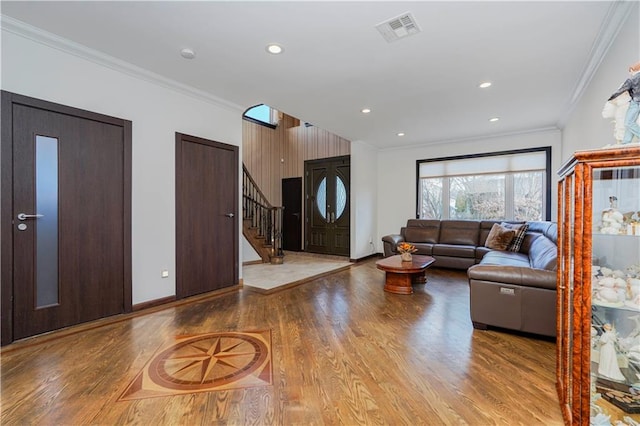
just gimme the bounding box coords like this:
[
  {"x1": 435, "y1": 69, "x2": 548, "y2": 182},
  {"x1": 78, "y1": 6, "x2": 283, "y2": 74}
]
[
  {"x1": 558, "y1": 0, "x2": 636, "y2": 127},
  {"x1": 1, "y1": 15, "x2": 244, "y2": 113},
  {"x1": 379, "y1": 126, "x2": 560, "y2": 153}
]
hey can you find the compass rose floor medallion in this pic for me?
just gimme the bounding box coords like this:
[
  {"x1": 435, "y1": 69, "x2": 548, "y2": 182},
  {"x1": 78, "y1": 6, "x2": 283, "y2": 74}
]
[{"x1": 119, "y1": 330, "x2": 272, "y2": 401}]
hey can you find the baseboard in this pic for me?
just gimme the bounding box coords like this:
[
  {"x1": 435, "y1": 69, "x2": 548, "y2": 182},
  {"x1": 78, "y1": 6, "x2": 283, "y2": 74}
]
[
  {"x1": 350, "y1": 252, "x2": 383, "y2": 263},
  {"x1": 242, "y1": 260, "x2": 264, "y2": 266},
  {"x1": 132, "y1": 295, "x2": 176, "y2": 312}
]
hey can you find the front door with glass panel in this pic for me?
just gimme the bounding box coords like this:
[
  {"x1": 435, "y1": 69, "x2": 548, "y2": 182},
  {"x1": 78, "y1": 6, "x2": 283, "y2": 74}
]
[
  {"x1": 305, "y1": 156, "x2": 350, "y2": 256},
  {"x1": 2, "y1": 92, "x2": 131, "y2": 343}
]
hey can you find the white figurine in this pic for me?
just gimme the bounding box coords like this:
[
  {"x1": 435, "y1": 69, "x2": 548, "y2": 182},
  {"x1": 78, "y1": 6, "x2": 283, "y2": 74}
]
[
  {"x1": 602, "y1": 91, "x2": 637, "y2": 144},
  {"x1": 591, "y1": 412, "x2": 612, "y2": 426},
  {"x1": 600, "y1": 196, "x2": 625, "y2": 234},
  {"x1": 607, "y1": 61, "x2": 640, "y2": 145},
  {"x1": 595, "y1": 287, "x2": 622, "y2": 304},
  {"x1": 598, "y1": 323, "x2": 626, "y2": 382},
  {"x1": 628, "y1": 278, "x2": 640, "y2": 300},
  {"x1": 628, "y1": 264, "x2": 640, "y2": 278}
]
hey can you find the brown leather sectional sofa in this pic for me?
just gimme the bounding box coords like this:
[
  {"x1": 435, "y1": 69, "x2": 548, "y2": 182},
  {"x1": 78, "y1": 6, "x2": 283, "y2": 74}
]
[{"x1": 382, "y1": 219, "x2": 558, "y2": 337}]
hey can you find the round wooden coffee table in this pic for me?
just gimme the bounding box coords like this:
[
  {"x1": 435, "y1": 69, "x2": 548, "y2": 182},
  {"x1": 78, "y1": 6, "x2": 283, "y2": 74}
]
[{"x1": 375, "y1": 255, "x2": 435, "y2": 295}]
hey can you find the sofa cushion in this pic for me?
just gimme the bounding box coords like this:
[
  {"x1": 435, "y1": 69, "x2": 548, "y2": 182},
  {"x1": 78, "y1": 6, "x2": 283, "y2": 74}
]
[
  {"x1": 484, "y1": 223, "x2": 517, "y2": 250},
  {"x1": 413, "y1": 242, "x2": 434, "y2": 255},
  {"x1": 477, "y1": 250, "x2": 530, "y2": 267},
  {"x1": 527, "y1": 221, "x2": 558, "y2": 243},
  {"x1": 432, "y1": 244, "x2": 476, "y2": 258},
  {"x1": 439, "y1": 221, "x2": 480, "y2": 245},
  {"x1": 529, "y1": 235, "x2": 558, "y2": 271},
  {"x1": 435, "y1": 256, "x2": 477, "y2": 269},
  {"x1": 406, "y1": 219, "x2": 440, "y2": 229},
  {"x1": 404, "y1": 226, "x2": 439, "y2": 244}
]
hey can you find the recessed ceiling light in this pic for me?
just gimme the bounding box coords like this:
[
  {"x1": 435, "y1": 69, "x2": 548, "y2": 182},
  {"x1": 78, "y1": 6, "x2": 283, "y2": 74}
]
[
  {"x1": 397, "y1": 132, "x2": 405, "y2": 137},
  {"x1": 266, "y1": 43, "x2": 283, "y2": 54},
  {"x1": 180, "y1": 48, "x2": 196, "y2": 59},
  {"x1": 489, "y1": 117, "x2": 500, "y2": 122},
  {"x1": 361, "y1": 108, "x2": 371, "y2": 114},
  {"x1": 479, "y1": 82, "x2": 492, "y2": 89}
]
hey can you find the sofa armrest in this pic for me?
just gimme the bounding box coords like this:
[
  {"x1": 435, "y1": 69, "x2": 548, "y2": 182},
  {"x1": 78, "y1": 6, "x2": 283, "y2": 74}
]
[
  {"x1": 382, "y1": 234, "x2": 404, "y2": 257},
  {"x1": 467, "y1": 265, "x2": 556, "y2": 290}
]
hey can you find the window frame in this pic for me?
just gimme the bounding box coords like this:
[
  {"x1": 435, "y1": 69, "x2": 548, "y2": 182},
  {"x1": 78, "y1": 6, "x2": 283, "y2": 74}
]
[
  {"x1": 415, "y1": 146, "x2": 552, "y2": 221},
  {"x1": 242, "y1": 104, "x2": 278, "y2": 129}
]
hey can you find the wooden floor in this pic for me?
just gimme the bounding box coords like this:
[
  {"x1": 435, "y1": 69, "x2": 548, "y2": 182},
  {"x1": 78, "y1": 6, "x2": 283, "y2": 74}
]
[{"x1": 0, "y1": 259, "x2": 563, "y2": 425}]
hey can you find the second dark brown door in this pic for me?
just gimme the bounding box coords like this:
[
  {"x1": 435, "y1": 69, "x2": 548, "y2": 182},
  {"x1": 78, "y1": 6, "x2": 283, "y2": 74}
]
[{"x1": 175, "y1": 133, "x2": 238, "y2": 298}]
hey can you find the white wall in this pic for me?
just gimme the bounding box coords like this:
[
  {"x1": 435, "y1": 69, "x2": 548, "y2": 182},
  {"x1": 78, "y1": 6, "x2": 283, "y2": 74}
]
[
  {"x1": 1, "y1": 27, "x2": 244, "y2": 305},
  {"x1": 350, "y1": 140, "x2": 378, "y2": 257},
  {"x1": 563, "y1": 4, "x2": 640, "y2": 158},
  {"x1": 374, "y1": 129, "x2": 562, "y2": 242},
  {"x1": 242, "y1": 239, "x2": 262, "y2": 263}
]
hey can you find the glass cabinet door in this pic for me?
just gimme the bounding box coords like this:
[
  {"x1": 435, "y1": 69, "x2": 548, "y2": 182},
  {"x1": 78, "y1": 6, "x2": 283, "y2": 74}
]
[{"x1": 589, "y1": 166, "x2": 640, "y2": 424}]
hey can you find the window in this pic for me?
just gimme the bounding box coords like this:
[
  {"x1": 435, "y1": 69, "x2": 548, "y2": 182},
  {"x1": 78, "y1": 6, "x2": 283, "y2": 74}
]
[
  {"x1": 242, "y1": 104, "x2": 278, "y2": 128},
  {"x1": 417, "y1": 147, "x2": 551, "y2": 221}
]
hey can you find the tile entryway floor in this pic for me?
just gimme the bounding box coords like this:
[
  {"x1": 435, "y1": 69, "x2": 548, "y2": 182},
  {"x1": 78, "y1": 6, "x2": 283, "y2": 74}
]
[{"x1": 242, "y1": 251, "x2": 352, "y2": 293}]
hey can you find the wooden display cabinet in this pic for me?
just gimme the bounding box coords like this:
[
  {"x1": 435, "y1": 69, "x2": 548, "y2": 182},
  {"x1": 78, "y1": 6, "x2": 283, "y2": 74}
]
[{"x1": 557, "y1": 146, "x2": 640, "y2": 425}]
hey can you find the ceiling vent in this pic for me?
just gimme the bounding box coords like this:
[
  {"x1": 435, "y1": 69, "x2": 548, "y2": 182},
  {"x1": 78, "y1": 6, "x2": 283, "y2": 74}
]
[{"x1": 375, "y1": 12, "x2": 421, "y2": 43}]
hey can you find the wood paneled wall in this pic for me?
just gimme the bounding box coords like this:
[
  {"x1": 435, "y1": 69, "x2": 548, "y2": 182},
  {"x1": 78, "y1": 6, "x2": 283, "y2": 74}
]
[{"x1": 243, "y1": 113, "x2": 350, "y2": 206}]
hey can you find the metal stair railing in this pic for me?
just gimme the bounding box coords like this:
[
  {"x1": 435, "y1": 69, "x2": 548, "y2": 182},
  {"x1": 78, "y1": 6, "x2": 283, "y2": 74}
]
[{"x1": 242, "y1": 164, "x2": 284, "y2": 262}]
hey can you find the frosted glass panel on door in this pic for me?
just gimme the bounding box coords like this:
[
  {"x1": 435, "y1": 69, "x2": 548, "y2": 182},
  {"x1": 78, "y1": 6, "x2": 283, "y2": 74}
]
[
  {"x1": 336, "y1": 176, "x2": 346, "y2": 219},
  {"x1": 35, "y1": 135, "x2": 59, "y2": 307},
  {"x1": 316, "y1": 177, "x2": 327, "y2": 219}
]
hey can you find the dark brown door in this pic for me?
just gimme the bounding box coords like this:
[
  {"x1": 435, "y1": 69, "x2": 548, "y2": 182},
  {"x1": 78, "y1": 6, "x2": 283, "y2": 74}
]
[
  {"x1": 1, "y1": 92, "x2": 132, "y2": 344},
  {"x1": 305, "y1": 156, "x2": 350, "y2": 256},
  {"x1": 175, "y1": 133, "x2": 238, "y2": 298},
  {"x1": 282, "y1": 177, "x2": 302, "y2": 251}
]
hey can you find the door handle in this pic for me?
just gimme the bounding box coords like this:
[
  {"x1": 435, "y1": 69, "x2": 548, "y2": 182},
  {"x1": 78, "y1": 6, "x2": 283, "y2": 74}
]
[
  {"x1": 225, "y1": 213, "x2": 234, "y2": 218},
  {"x1": 17, "y1": 213, "x2": 44, "y2": 221}
]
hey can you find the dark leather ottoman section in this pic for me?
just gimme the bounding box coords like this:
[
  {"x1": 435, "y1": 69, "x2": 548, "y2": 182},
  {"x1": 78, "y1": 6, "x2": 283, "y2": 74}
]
[
  {"x1": 469, "y1": 278, "x2": 556, "y2": 337},
  {"x1": 468, "y1": 264, "x2": 556, "y2": 290}
]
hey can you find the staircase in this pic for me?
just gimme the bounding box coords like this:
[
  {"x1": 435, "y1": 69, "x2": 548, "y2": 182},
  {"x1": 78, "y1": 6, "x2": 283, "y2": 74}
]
[{"x1": 242, "y1": 165, "x2": 284, "y2": 264}]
